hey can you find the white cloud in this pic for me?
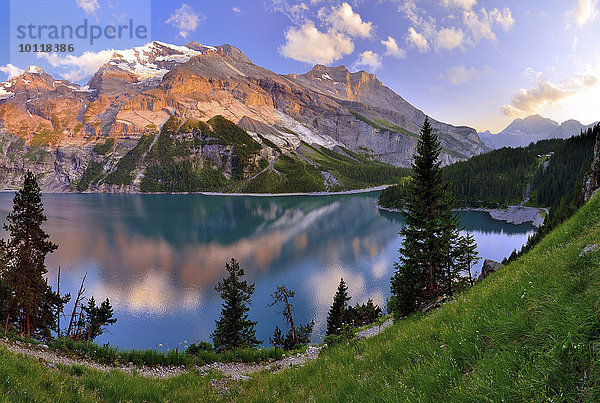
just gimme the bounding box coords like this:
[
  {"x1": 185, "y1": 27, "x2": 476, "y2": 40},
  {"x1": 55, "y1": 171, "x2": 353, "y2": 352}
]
[
  {"x1": 269, "y1": 0, "x2": 310, "y2": 24},
  {"x1": 522, "y1": 67, "x2": 542, "y2": 78},
  {"x1": 399, "y1": 0, "x2": 420, "y2": 25},
  {"x1": 463, "y1": 7, "x2": 514, "y2": 43},
  {"x1": 352, "y1": 50, "x2": 382, "y2": 72},
  {"x1": 502, "y1": 74, "x2": 598, "y2": 116},
  {"x1": 76, "y1": 0, "x2": 100, "y2": 16},
  {"x1": 280, "y1": 21, "x2": 354, "y2": 64},
  {"x1": 436, "y1": 27, "x2": 464, "y2": 51},
  {"x1": 381, "y1": 36, "x2": 406, "y2": 58},
  {"x1": 0, "y1": 64, "x2": 24, "y2": 80},
  {"x1": 36, "y1": 50, "x2": 115, "y2": 82},
  {"x1": 574, "y1": 0, "x2": 598, "y2": 27},
  {"x1": 399, "y1": 1, "x2": 512, "y2": 54},
  {"x1": 232, "y1": 7, "x2": 241, "y2": 13},
  {"x1": 441, "y1": 0, "x2": 476, "y2": 10},
  {"x1": 573, "y1": 35, "x2": 579, "y2": 51},
  {"x1": 166, "y1": 4, "x2": 204, "y2": 39},
  {"x1": 439, "y1": 64, "x2": 490, "y2": 84},
  {"x1": 323, "y1": 2, "x2": 373, "y2": 38},
  {"x1": 490, "y1": 7, "x2": 515, "y2": 31},
  {"x1": 406, "y1": 27, "x2": 430, "y2": 52}
]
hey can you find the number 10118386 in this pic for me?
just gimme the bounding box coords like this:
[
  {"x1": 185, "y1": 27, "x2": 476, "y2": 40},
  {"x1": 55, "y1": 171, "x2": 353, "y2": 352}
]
[{"x1": 18, "y1": 43, "x2": 74, "y2": 52}]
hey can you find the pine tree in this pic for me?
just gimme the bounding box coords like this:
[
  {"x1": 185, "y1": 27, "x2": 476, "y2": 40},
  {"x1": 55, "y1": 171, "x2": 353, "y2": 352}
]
[
  {"x1": 389, "y1": 117, "x2": 457, "y2": 317},
  {"x1": 81, "y1": 297, "x2": 117, "y2": 342},
  {"x1": 1, "y1": 171, "x2": 68, "y2": 336},
  {"x1": 457, "y1": 233, "x2": 480, "y2": 286},
  {"x1": 326, "y1": 278, "x2": 351, "y2": 336},
  {"x1": 269, "y1": 326, "x2": 284, "y2": 354},
  {"x1": 0, "y1": 240, "x2": 7, "y2": 328},
  {"x1": 211, "y1": 258, "x2": 260, "y2": 351},
  {"x1": 439, "y1": 190, "x2": 462, "y2": 296}
]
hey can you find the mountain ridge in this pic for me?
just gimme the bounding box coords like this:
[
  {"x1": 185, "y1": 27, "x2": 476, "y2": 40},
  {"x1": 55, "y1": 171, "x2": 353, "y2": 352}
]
[
  {"x1": 480, "y1": 114, "x2": 597, "y2": 149},
  {"x1": 0, "y1": 41, "x2": 487, "y2": 191}
]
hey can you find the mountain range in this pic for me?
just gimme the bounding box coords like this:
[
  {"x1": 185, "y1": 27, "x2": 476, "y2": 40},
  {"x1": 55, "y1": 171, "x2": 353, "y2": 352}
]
[
  {"x1": 0, "y1": 41, "x2": 487, "y2": 191},
  {"x1": 479, "y1": 115, "x2": 597, "y2": 149}
]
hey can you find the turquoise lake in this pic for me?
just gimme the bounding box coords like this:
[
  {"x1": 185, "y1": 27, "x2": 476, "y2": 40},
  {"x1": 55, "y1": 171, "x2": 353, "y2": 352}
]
[{"x1": 0, "y1": 192, "x2": 535, "y2": 350}]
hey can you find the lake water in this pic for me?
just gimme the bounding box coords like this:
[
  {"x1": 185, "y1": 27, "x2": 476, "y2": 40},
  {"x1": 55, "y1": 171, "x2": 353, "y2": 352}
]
[{"x1": 0, "y1": 192, "x2": 535, "y2": 350}]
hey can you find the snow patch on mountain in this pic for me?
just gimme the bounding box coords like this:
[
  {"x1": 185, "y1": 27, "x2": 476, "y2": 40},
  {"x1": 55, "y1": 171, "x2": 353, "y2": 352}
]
[
  {"x1": 0, "y1": 84, "x2": 13, "y2": 100},
  {"x1": 276, "y1": 111, "x2": 339, "y2": 148},
  {"x1": 105, "y1": 41, "x2": 214, "y2": 84},
  {"x1": 24, "y1": 66, "x2": 42, "y2": 74}
]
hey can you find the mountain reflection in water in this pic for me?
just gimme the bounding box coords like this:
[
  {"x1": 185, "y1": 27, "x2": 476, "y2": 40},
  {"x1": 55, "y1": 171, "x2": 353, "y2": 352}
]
[{"x1": 0, "y1": 192, "x2": 535, "y2": 349}]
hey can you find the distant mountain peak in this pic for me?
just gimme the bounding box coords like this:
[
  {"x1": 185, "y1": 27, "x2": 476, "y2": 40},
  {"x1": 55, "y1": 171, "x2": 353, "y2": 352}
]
[
  {"x1": 479, "y1": 114, "x2": 595, "y2": 149},
  {"x1": 502, "y1": 115, "x2": 559, "y2": 136}
]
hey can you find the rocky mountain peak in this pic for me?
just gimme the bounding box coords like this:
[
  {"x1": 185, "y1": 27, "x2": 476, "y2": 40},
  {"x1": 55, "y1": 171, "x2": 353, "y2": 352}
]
[
  {"x1": 214, "y1": 44, "x2": 253, "y2": 64},
  {"x1": 479, "y1": 115, "x2": 596, "y2": 149},
  {"x1": 502, "y1": 114, "x2": 559, "y2": 136},
  {"x1": 4, "y1": 65, "x2": 73, "y2": 93},
  {"x1": 304, "y1": 64, "x2": 377, "y2": 84},
  {"x1": 87, "y1": 41, "x2": 213, "y2": 92},
  {"x1": 0, "y1": 40, "x2": 487, "y2": 177},
  {"x1": 23, "y1": 65, "x2": 45, "y2": 75}
]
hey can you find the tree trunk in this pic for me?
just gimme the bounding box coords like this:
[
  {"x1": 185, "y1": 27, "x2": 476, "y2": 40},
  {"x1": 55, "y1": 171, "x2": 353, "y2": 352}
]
[
  {"x1": 67, "y1": 274, "x2": 86, "y2": 338},
  {"x1": 468, "y1": 263, "x2": 473, "y2": 287},
  {"x1": 283, "y1": 295, "x2": 298, "y2": 344},
  {"x1": 4, "y1": 314, "x2": 9, "y2": 337},
  {"x1": 57, "y1": 267, "x2": 61, "y2": 338},
  {"x1": 428, "y1": 261, "x2": 438, "y2": 298}
]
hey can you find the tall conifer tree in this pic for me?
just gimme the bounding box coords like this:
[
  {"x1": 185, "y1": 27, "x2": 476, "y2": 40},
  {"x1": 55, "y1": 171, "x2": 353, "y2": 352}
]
[
  {"x1": 211, "y1": 258, "x2": 260, "y2": 351},
  {"x1": 326, "y1": 278, "x2": 351, "y2": 336},
  {"x1": 2, "y1": 171, "x2": 67, "y2": 336},
  {"x1": 389, "y1": 118, "x2": 458, "y2": 317}
]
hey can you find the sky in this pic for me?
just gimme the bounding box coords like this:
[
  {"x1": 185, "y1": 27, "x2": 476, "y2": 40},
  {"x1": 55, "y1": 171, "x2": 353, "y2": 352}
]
[{"x1": 1, "y1": 0, "x2": 599, "y2": 133}]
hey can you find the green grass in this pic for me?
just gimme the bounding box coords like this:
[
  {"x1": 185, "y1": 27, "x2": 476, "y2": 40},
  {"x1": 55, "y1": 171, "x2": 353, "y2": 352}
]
[
  {"x1": 0, "y1": 347, "x2": 223, "y2": 401},
  {"x1": 46, "y1": 337, "x2": 284, "y2": 368},
  {"x1": 2, "y1": 189, "x2": 600, "y2": 401},
  {"x1": 350, "y1": 111, "x2": 418, "y2": 139},
  {"x1": 231, "y1": 192, "x2": 600, "y2": 402}
]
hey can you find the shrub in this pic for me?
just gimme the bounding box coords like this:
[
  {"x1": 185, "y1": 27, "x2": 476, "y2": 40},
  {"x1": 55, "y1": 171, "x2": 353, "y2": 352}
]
[
  {"x1": 323, "y1": 325, "x2": 355, "y2": 346},
  {"x1": 187, "y1": 342, "x2": 213, "y2": 355}
]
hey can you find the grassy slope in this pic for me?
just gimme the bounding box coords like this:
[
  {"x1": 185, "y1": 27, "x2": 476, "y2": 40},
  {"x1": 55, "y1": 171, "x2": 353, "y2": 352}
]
[{"x1": 2, "y1": 194, "x2": 600, "y2": 401}]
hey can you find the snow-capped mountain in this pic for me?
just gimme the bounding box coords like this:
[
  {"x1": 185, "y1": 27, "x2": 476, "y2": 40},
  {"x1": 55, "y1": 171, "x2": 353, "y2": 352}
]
[
  {"x1": 89, "y1": 41, "x2": 215, "y2": 91},
  {"x1": 0, "y1": 40, "x2": 488, "y2": 191}
]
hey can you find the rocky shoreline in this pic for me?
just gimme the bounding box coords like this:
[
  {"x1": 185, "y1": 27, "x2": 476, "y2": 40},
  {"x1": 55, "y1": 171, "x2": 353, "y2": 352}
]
[
  {"x1": 466, "y1": 206, "x2": 547, "y2": 228},
  {"x1": 377, "y1": 203, "x2": 547, "y2": 228},
  {"x1": 1, "y1": 185, "x2": 392, "y2": 197}
]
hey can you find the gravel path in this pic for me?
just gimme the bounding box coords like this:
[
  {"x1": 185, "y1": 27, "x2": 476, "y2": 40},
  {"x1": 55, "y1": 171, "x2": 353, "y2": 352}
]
[
  {"x1": 355, "y1": 319, "x2": 393, "y2": 340},
  {"x1": 0, "y1": 319, "x2": 393, "y2": 383},
  {"x1": 0, "y1": 338, "x2": 185, "y2": 378}
]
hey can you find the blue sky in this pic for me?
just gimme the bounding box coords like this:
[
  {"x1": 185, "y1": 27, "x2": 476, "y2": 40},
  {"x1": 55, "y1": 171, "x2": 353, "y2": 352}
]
[{"x1": 1, "y1": 0, "x2": 599, "y2": 132}]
